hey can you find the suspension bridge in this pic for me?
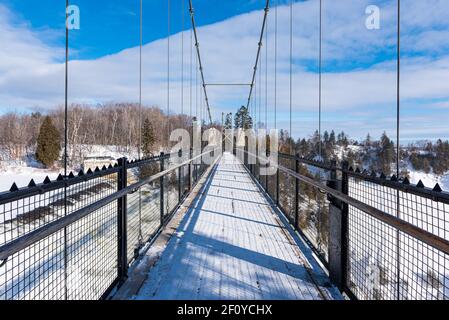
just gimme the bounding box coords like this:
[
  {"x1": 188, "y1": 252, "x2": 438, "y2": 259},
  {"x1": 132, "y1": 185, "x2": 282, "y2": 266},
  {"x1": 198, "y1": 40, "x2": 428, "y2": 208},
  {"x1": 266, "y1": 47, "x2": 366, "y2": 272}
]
[{"x1": 0, "y1": 0, "x2": 449, "y2": 301}]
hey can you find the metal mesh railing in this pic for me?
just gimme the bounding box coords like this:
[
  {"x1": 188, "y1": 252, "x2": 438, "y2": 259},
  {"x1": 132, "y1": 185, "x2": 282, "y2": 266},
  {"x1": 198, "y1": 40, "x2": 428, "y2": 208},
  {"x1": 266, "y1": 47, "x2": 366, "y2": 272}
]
[
  {"x1": 1, "y1": 169, "x2": 118, "y2": 300},
  {"x1": 242, "y1": 147, "x2": 449, "y2": 300},
  {"x1": 246, "y1": 152, "x2": 331, "y2": 265},
  {"x1": 347, "y1": 176, "x2": 449, "y2": 300},
  {"x1": 278, "y1": 155, "x2": 295, "y2": 223},
  {"x1": 66, "y1": 201, "x2": 118, "y2": 300},
  {"x1": 0, "y1": 149, "x2": 215, "y2": 300}
]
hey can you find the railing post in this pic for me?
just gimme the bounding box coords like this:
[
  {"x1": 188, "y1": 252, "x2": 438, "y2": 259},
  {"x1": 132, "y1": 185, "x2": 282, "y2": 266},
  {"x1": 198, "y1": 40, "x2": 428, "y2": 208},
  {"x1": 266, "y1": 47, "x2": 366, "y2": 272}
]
[
  {"x1": 117, "y1": 157, "x2": 128, "y2": 284},
  {"x1": 341, "y1": 160, "x2": 350, "y2": 292},
  {"x1": 276, "y1": 153, "x2": 280, "y2": 206},
  {"x1": 255, "y1": 151, "x2": 259, "y2": 180},
  {"x1": 188, "y1": 148, "x2": 193, "y2": 190},
  {"x1": 327, "y1": 159, "x2": 347, "y2": 291},
  {"x1": 294, "y1": 154, "x2": 299, "y2": 229},
  {"x1": 178, "y1": 149, "x2": 182, "y2": 202},
  {"x1": 265, "y1": 151, "x2": 269, "y2": 192},
  {"x1": 195, "y1": 152, "x2": 198, "y2": 182},
  {"x1": 160, "y1": 152, "x2": 165, "y2": 225}
]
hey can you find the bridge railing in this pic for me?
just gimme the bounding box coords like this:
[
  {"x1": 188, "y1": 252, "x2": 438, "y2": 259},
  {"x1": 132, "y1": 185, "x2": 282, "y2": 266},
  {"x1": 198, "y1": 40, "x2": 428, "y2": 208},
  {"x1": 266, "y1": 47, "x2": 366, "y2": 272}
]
[
  {"x1": 0, "y1": 149, "x2": 215, "y2": 300},
  {"x1": 241, "y1": 148, "x2": 449, "y2": 300}
]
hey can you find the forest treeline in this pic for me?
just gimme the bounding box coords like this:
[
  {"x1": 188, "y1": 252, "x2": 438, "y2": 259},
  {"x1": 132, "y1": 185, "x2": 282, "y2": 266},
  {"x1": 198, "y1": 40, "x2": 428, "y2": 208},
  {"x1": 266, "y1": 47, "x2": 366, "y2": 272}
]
[
  {"x1": 277, "y1": 128, "x2": 449, "y2": 177},
  {"x1": 0, "y1": 103, "x2": 197, "y2": 166},
  {"x1": 230, "y1": 105, "x2": 449, "y2": 177},
  {"x1": 1, "y1": 103, "x2": 449, "y2": 177}
]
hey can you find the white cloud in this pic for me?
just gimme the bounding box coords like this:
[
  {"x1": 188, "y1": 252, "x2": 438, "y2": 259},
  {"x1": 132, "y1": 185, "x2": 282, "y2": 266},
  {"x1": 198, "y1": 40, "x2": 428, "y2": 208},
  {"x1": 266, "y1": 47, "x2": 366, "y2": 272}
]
[{"x1": 0, "y1": 0, "x2": 449, "y2": 140}]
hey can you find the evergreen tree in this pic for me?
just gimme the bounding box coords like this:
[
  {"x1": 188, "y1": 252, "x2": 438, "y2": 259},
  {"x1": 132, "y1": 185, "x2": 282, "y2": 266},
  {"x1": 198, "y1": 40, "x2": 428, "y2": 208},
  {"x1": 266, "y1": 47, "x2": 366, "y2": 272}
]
[
  {"x1": 141, "y1": 118, "x2": 155, "y2": 157},
  {"x1": 139, "y1": 119, "x2": 159, "y2": 180},
  {"x1": 224, "y1": 113, "x2": 233, "y2": 129},
  {"x1": 337, "y1": 131, "x2": 348, "y2": 147},
  {"x1": 323, "y1": 131, "x2": 329, "y2": 143},
  {"x1": 298, "y1": 138, "x2": 309, "y2": 157},
  {"x1": 365, "y1": 133, "x2": 372, "y2": 147},
  {"x1": 234, "y1": 106, "x2": 253, "y2": 129},
  {"x1": 329, "y1": 130, "x2": 336, "y2": 145},
  {"x1": 378, "y1": 132, "x2": 395, "y2": 174},
  {"x1": 432, "y1": 139, "x2": 449, "y2": 174},
  {"x1": 36, "y1": 116, "x2": 61, "y2": 168}
]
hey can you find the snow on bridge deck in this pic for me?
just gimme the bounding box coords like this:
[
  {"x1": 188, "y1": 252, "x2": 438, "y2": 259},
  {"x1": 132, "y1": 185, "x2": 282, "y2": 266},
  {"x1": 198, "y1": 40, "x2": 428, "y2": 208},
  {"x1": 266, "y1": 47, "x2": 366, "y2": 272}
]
[{"x1": 133, "y1": 152, "x2": 340, "y2": 300}]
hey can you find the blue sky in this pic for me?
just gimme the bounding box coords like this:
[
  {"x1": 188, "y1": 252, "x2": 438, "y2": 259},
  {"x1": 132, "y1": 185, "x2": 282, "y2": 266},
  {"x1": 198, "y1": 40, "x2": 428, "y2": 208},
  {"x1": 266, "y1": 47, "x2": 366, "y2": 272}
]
[
  {"x1": 0, "y1": 0, "x2": 449, "y2": 142},
  {"x1": 1, "y1": 0, "x2": 267, "y2": 59}
]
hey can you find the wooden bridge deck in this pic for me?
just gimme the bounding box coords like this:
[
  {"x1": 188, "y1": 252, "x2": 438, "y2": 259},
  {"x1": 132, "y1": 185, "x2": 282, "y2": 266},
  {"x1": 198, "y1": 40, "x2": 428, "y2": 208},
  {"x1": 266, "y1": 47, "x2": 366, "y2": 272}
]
[{"x1": 129, "y1": 152, "x2": 341, "y2": 300}]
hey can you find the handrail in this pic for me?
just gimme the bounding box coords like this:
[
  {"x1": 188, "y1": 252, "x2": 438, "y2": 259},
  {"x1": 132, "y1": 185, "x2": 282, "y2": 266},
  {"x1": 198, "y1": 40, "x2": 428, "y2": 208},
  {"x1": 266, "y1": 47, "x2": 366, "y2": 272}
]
[
  {"x1": 0, "y1": 151, "x2": 181, "y2": 205},
  {"x1": 277, "y1": 151, "x2": 449, "y2": 205},
  {"x1": 246, "y1": 151, "x2": 449, "y2": 255},
  {"x1": 0, "y1": 166, "x2": 121, "y2": 205},
  {"x1": 0, "y1": 149, "x2": 219, "y2": 261}
]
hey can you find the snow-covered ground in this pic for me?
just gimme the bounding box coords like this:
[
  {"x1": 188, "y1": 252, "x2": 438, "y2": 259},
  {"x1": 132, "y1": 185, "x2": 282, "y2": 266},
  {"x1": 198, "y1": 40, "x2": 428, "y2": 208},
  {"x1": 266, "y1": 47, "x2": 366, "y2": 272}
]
[
  {"x1": 0, "y1": 144, "x2": 149, "y2": 193},
  {"x1": 408, "y1": 167, "x2": 449, "y2": 191},
  {"x1": 0, "y1": 152, "x2": 188, "y2": 300},
  {"x1": 348, "y1": 178, "x2": 449, "y2": 300},
  {"x1": 0, "y1": 166, "x2": 60, "y2": 193}
]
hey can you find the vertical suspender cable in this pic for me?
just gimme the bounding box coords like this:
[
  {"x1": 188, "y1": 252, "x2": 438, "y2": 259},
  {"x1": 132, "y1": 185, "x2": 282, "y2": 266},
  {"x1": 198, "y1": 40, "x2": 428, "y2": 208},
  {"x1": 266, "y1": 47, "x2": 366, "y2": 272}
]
[
  {"x1": 396, "y1": 0, "x2": 401, "y2": 300},
  {"x1": 139, "y1": 0, "x2": 143, "y2": 158},
  {"x1": 64, "y1": 1, "x2": 69, "y2": 177},
  {"x1": 396, "y1": 1, "x2": 401, "y2": 179},
  {"x1": 289, "y1": 0, "x2": 293, "y2": 152},
  {"x1": 254, "y1": 68, "x2": 257, "y2": 128},
  {"x1": 274, "y1": 1, "x2": 277, "y2": 131},
  {"x1": 318, "y1": 0, "x2": 322, "y2": 158},
  {"x1": 200, "y1": 80, "x2": 203, "y2": 123},
  {"x1": 166, "y1": 0, "x2": 171, "y2": 214},
  {"x1": 181, "y1": 0, "x2": 185, "y2": 116},
  {"x1": 64, "y1": 0, "x2": 69, "y2": 301},
  {"x1": 167, "y1": 0, "x2": 171, "y2": 144},
  {"x1": 196, "y1": 49, "x2": 198, "y2": 118},
  {"x1": 257, "y1": 44, "x2": 260, "y2": 129},
  {"x1": 190, "y1": 22, "x2": 193, "y2": 119},
  {"x1": 265, "y1": 14, "x2": 268, "y2": 131},
  {"x1": 138, "y1": 0, "x2": 143, "y2": 245}
]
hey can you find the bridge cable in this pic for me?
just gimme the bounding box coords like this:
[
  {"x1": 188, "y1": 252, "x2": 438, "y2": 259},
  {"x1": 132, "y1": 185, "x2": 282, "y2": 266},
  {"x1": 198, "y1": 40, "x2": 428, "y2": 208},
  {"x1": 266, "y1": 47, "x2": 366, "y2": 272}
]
[
  {"x1": 189, "y1": 0, "x2": 213, "y2": 124},
  {"x1": 396, "y1": 0, "x2": 401, "y2": 179},
  {"x1": 64, "y1": 0, "x2": 70, "y2": 301},
  {"x1": 246, "y1": 0, "x2": 270, "y2": 113},
  {"x1": 181, "y1": 0, "x2": 185, "y2": 116},
  {"x1": 289, "y1": 0, "x2": 293, "y2": 153},
  {"x1": 64, "y1": 1, "x2": 69, "y2": 177},
  {"x1": 200, "y1": 77, "x2": 203, "y2": 124},
  {"x1": 138, "y1": 0, "x2": 143, "y2": 245},
  {"x1": 395, "y1": 0, "x2": 401, "y2": 300},
  {"x1": 196, "y1": 40, "x2": 198, "y2": 119},
  {"x1": 190, "y1": 19, "x2": 193, "y2": 119},
  {"x1": 253, "y1": 80, "x2": 256, "y2": 125},
  {"x1": 139, "y1": 0, "x2": 143, "y2": 159},
  {"x1": 166, "y1": 0, "x2": 171, "y2": 218},
  {"x1": 274, "y1": 0, "x2": 277, "y2": 131},
  {"x1": 265, "y1": 12, "x2": 268, "y2": 131},
  {"x1": 259, "y1": 40, "x2": 262, "y2": 131},
  {"x1": 318, "y1": 0, "x2": 323, "y2": 159},
  {"x1": 167, "y1": 0, "x2": 171, "y2": 142}
]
